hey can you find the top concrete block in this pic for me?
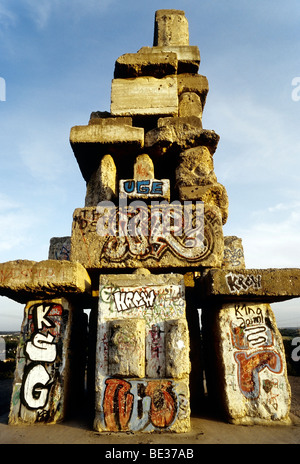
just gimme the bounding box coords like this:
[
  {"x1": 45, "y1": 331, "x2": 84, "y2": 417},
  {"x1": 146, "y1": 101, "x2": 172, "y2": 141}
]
[
  {"x1": 198, "y1": 268, "x2": 300, "y2": 303},
  {"x1": 0, "y1": 259, "x2": 91, "y2": 303},
  {"x1": 154, "y1": 10, "x2": 189, "y2": 46}
]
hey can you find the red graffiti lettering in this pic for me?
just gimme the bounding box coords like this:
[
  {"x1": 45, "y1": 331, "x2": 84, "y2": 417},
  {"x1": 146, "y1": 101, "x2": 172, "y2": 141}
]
[
  {"x1": 234, "y1": 350, "x2": 282, "y2": 399},
  {"x1": 103, "y1": 379, "x2": 133, "y2": 431},
  {"x1": 145, "y1": 380, "x2": 176, "y2": 428}
]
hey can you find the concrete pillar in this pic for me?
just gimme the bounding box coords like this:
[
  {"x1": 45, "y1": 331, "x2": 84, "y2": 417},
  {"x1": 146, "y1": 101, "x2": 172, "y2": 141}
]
[
  {"x1": 94, "y1": 272, "x2": 191, "y2": 433},
  {"x1": 202, "y1": 301, "x2": 291, "y2": 425},
  {"x1": 9, "y1": 298, "x2": 85, "y2": 424},
  {"x1": 154, "y1": 10, "x2": 189, "y2": 46}
]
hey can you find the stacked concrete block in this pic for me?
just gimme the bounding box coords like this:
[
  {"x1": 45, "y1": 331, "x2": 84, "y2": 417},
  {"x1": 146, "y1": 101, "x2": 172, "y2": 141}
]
[
  {"x1": 0, "y1": 260, "x2": 91, "y2": 424},
  {"x1": 70, "y1": 204, "x2": 224, "y2": 270},
  {"x1": 94, "y1": 272, "x2": 190, "y2": 433},
  {"x1": 2, "y1": 9, "x2": 300, "y2": 432},
  {"x1": 199, "y1": 268, "x2": 300, "y2": 424}
]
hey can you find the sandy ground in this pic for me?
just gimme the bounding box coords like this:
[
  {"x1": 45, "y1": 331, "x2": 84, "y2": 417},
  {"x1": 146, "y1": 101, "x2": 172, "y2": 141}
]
[{"x1": 0, "y1": 377, "x2": 300, "y2": 445}]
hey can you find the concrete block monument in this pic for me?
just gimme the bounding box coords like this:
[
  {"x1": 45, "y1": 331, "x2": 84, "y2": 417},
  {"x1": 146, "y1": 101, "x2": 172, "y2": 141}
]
[{"x1": 1, "y1": 9, "x2": 300, "y2": 431}]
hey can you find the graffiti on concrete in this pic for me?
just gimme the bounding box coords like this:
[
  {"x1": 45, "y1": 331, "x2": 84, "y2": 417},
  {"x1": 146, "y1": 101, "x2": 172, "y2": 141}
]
[
  {"x1": 113, "y1": 289, "x2": 156, "y2": 312},
  {"x1": 226, "y1": 272, "x2": 262, "y2": 294},
  {"x1": 101, "y1": 378, "x2": 186, "y2": 432},
  {"x1": 229, "y1": 304, "x2": 284, "y2": 401},
  {"x1": 96, "y1": 201, "x2": 207, "y2": 261},
  {"x1": 10, "y1": 302, "x2": 70, "y2": 422},
  {"x1": 99, "y1": 284, "x2": 185, "y2": 327}
]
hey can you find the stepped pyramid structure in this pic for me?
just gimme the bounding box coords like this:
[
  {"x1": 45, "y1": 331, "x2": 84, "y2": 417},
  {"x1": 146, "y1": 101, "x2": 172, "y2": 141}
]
[{"x1": 2, "y1": 10, "x2": 300, "y2": 431}]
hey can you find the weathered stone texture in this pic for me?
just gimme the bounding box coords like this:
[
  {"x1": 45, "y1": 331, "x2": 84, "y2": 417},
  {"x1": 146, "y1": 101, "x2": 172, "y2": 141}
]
[
  {"x1": 133, "y1": 154, "x2": 154, "y2": 180},
  {"x1": 165, "y1": 319, "x2": 190, "y2": 378},
  {"x1": 177, "y1": 74, "x2": 209, "y2": 108},
  {"x1": 178, "y1": 183, "x2": 229, "y2": 225},
  {"x1": 85, "y1": 154, "x2": 117, "y2": 206},
  {"x1": 154, "y1": 10, "x2": 189, "y2": 47},
  {"x1": 9, "y1": 298, "x2": 77, "y2": 424},
  {"x1": 108, "y1": 319, "x2": 146, "y2": 378},
  {"x1": 70, "y1": 118, "x2": 144, "y2": 181},
  {"x1": 110, "y1": 76, "x2": 178, "y2": 117},
  {"x1": 145, "y1": 118, "x2": 219, "y2": 156},
  {"x1": 198, "y1": 268, "x2": 300, "y2": 302},
  {"x1": 138, "y1": 46, "x2": 200, "y2": 74},
  {"x1": 114, "y1": 51, "x2": 178, "y2": 78},
  {"x1": 70, "y1": 204, "x2": 224, "y2": 270},
  {"x1": 94, "y1": 272, "x2": 191, "y2": 433},
  {"x1": 222, "y1": 236, "x2": 245, "y2": 270},
  {"x1": 0, "y1": 260, "x2": 91, "y2": 303},
  {"x1": 175, "y1": 146, "x2": 217, "y2": 187},
  {"x1": 179, "y1": 91, "x2": 203, "y2": 119},
  {"x1": 48, "y1": 236, "x2": 71, "y2": 261},
  {"x1": 202, "y1": 302, "x2": 291, "y2": 425}
]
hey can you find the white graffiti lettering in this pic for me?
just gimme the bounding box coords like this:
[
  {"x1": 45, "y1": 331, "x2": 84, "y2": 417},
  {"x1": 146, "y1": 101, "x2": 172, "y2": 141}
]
[
  {"x1": 114, "y1": 290, "x2": 156, "y2": 312},
  {"x1": 33, "y1": 304, "x2": 54, "y2": 330},
  {"x1": 25, "y1": 333, "x2": 56, "y2": 362},
  {"x1": 22, "y1": 364, "x2": 52, "y2": 410},
  {"x1": 226, "y1": 272, "x2": 262, "y2": 294}
]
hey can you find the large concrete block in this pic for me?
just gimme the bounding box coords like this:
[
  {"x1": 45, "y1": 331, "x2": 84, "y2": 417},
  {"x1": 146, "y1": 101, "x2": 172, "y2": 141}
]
[
  {"x1": 70, "y1": 204, "x2": 224, "y2": 270},
  {"x1": 138, "y1": 46, "x2": 200, "y2": 74},
  {"x1": 202, "y1": 302, "x2": 291, "y2": 425},
  {"x1": 110, "y1": 76, "x2": 178, "y2": 117},
  {"x1": 114, "y1": 51, "x2": 178, "y2": 78},
  {"x1": 179, "y1": 91, "x2": 203, "y2": 119},
  {"x1": 145, "y1": 118, "x2": 219, "y2": 156},
  {"x1": 70, "y1": 118, "x2": 144, "y2": 181},
  {"x1": 94, "y1": 272, "x2": 190, "y2": 433},
  {"x1": 0, "y1": 260, "x2": 91, "y2": 303},
  {"x1": 9, "y1": 298, "x2": 80, "y2": 424},
  {"x1": 198, "y1": 268, "x2": 300, "y2": 302}
]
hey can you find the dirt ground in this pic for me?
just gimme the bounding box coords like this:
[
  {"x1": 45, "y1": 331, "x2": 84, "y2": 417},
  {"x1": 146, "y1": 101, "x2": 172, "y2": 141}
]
[{"x1": 0, "y1": 377, "x2": 300, "y2": 445}]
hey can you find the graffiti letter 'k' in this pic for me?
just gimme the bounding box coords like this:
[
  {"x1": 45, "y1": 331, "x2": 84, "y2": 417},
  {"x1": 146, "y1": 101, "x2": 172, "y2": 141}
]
[{"x1": 33, "y1": 305, "x2": 54, "y2": 330}]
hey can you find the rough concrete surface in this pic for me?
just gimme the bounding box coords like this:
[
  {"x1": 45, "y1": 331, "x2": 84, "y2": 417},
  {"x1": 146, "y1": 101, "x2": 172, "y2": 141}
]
[{"x1": 1, "y1": 377, "x2": 299, "y2": 444}]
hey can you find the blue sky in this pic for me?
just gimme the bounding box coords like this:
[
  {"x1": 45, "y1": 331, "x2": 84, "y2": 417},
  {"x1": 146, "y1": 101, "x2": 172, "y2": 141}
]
[{"x1": 0, "y1": 0, "x2": 300, "y2": 330}]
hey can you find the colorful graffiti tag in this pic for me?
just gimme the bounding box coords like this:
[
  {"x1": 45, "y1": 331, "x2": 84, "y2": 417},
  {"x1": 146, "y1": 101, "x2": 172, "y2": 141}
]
[
  {"x1": 229, "y1": 304, "x2": 284, "y2": 402},
  {"x1": 100, "y1": 378, "x2": 187, "y2": 432},
  {"x1": 9, "y1": 301, "x2": 70, "y2": 423}
]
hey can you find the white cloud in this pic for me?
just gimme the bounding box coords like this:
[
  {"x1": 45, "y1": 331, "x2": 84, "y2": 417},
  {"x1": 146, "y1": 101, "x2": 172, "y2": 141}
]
[
  {"x1": 0, "y1": 193, "x2": 40, "y2": 254},
  {"x1": 235, "y1": 200, "x2": 300, "y2": 269}
]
